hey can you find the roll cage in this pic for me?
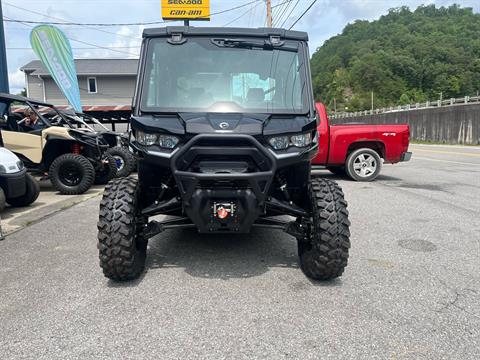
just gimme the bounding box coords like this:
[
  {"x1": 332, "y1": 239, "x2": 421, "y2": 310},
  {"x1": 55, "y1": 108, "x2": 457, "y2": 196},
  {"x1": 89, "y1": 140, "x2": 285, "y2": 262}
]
[{"x1": 0, "y1": 93, "x2": 75, "y2": 130}]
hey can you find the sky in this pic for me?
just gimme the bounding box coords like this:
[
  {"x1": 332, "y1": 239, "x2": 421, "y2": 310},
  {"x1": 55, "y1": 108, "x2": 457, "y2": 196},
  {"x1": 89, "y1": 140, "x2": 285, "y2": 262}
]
[{"x1": 3, "y1": 0, "x2": 480, "y2": 93}]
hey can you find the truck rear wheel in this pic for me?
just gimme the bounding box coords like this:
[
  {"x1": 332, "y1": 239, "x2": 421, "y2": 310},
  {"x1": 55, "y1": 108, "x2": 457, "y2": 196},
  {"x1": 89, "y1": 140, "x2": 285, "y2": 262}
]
[
  {"x1": 298, "y1": 179, "x2": 351, "y2": 280},
  {"x1": 6, "y1": 174, "x2": 40, "y2": 207},
  {"x1": 49, "y1": 154, "x2": 95, "y2": 195},
  {"x1": 97, "y1": 177, "x2": 147, "y2": 281},
  {"x1": 345, "y1": 148, "x2": 382, "y2": 181}
]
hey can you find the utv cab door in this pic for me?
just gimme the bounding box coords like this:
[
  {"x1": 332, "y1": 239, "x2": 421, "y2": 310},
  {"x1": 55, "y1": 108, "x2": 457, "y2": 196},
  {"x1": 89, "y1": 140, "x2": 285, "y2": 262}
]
[
  {"x1": 0, "y1": 101, "x2": 44, "y2": 164},
  {"x1": 1, "y1": 129, "x2": 43, "y2": 164}
]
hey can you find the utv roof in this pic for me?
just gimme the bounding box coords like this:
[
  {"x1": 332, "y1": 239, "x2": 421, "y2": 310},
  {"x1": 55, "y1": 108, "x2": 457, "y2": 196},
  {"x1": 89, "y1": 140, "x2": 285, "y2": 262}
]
[
  {"x1": 0, "y1": 92, "x2": 54, "y2": 107},
  {"x1": 142, "y1": 26, "x2": 308, "y2": 41}
]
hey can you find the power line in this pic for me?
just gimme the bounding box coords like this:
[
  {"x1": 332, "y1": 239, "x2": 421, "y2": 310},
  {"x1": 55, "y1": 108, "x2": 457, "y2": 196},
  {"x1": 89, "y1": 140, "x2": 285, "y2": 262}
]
[
  {"x1": 60, "y1": 36, "x2": 138, "y2": 56},
  {"x1": 7, "y1": 46, "x2": 140, "y2": 50},
  {"x1": 3, "y1": 2, "x2": 140, "y2": 40},
  {"x1": 271, "y1": 1, "x2": 286, "y2": 27},
  {"x1": 271, "y1": 0, "x2": 292, "y2": 9},
  {"x1": 223, "y1": 1, "x2": 261, "y2": 27},
  {"x1": 2, "y1": 17, "x2": 165, "y2": 26},
  {"x1": 280, "y1": 0, "x2": 300, "y2": 28},
  {"x1": 3, "y1": 0, "x2": 262, "y2": 26},
  {"x1": 247, "y1": 1, "x2": 256, "y2": 27},
  {"x1": 288, "y1": 0, "x2": 317, "y2": 30},
  {"x1": 3, "y1": 16, "x2": 138, "y2": 56},
  {"x1": 273, "y1": 0, "x2": 292, "y2": 28}
]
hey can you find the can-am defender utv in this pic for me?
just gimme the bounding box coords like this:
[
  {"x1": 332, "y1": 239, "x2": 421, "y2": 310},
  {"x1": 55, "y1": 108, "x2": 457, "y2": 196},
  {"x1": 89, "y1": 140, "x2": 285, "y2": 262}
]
[
  {"x1": 0, "y1": 93, "x2": 116, "y2": 194},
  {"x1": 97, "y1": 27, "x2": 351, "y2": 281}
]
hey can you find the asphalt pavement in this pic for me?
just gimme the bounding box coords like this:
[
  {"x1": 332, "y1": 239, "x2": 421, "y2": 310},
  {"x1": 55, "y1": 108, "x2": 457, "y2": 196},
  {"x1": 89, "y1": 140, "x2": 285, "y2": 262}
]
[
  {"x1": 0, "y1": 179, "x2": 104, "y2": 235},
  {"x1": 0, "y1": 144, "x2": 479, "y2": 359}
]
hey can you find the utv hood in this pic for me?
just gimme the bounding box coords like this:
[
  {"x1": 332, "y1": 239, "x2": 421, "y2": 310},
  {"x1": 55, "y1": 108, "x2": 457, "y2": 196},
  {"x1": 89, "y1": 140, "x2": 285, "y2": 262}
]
[{"x1": 131, "y1": 113, "x2": 315, "y2": 136}]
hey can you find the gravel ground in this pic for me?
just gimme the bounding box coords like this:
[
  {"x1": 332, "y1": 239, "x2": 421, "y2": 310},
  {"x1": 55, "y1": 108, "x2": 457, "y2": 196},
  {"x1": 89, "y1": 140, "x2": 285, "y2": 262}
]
[{"x1": 0, "y1": 144, "x2": 479, "y2": 359}]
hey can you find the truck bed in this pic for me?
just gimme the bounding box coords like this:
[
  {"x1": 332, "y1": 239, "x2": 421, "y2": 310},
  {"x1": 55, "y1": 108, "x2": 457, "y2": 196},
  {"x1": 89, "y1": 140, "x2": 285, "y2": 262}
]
[{"x1": 312, "y1": 103, "x2": 410, "y2": 168}]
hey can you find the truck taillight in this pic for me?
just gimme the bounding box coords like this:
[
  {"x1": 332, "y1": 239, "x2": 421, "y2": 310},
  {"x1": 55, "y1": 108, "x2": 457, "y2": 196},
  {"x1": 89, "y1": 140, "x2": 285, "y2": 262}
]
[{"x1": 402, "y1": 131, "x2": 409, "y2": 147}]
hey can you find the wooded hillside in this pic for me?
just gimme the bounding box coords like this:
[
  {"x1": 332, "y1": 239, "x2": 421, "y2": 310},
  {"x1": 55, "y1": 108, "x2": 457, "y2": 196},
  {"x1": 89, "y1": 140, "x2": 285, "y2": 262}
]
[{"x1": 310, "y1": 4, "x2": 480, "y2": 111}]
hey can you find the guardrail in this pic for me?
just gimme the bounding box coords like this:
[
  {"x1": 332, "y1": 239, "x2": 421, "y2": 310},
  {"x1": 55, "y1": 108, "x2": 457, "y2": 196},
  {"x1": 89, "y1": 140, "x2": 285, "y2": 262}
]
[{"x1": 331, "y1": 95, "x2": 480, "y2": 119}]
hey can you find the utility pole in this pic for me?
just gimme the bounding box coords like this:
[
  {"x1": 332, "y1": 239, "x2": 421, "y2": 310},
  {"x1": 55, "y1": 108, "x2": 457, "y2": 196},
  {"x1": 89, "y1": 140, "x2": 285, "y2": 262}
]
[
  {"x1": 266, "y1": 0, "x2": 272, "y2": 27},
  {"x1": 0, "y1": 0, "x2": 9, "y2": 93},
  {"x1": 371, "y1": 90, "x2": 374, "y2": 111}
]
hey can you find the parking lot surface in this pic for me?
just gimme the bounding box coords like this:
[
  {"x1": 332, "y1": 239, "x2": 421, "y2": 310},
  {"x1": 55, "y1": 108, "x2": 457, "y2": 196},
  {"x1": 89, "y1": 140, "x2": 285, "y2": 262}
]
[
  {"x1": 0, "y1": 179, "x2": 104, "y2": 235},
  {"x1": 0, "y1": 144, "x2": 479, "y2": 359}
]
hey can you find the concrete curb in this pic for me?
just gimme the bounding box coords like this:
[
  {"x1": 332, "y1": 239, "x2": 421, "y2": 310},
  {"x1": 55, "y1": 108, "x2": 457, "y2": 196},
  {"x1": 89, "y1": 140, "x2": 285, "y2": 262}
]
[{"x1": 0, "y1": 187, "x2": 104, "y2": 238}]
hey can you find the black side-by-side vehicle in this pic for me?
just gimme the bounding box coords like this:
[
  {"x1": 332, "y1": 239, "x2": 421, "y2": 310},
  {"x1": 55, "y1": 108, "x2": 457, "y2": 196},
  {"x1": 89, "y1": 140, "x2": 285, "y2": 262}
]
[
  {"x1": 97, "y1": 27, "x2": 351, "y2": 281},
  {"x1": 51, "y1": 110, "x2": 137, "y2": 177}
]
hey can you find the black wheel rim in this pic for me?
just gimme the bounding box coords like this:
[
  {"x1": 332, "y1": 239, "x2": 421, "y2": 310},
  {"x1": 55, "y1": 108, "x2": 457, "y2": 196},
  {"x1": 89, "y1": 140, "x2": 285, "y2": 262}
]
[
  {"x1": 59, "y1": 163, "x2": 82, "y2": 186},
  {"x1": 113, "y1": 155, "x2": 125, "y2": 171}
]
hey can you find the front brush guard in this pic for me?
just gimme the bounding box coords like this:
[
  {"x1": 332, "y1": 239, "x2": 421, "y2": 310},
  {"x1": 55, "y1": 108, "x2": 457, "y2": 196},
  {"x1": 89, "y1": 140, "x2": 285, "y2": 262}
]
[{"x1": 171, "y1": 134, "x2": 277, "y2": 206}]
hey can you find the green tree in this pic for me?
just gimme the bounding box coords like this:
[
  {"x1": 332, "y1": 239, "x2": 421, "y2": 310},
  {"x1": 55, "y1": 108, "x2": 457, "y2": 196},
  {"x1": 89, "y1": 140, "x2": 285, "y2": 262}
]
[{"x1": 311, "y1": 4, "x2": 480, "y2": 111}]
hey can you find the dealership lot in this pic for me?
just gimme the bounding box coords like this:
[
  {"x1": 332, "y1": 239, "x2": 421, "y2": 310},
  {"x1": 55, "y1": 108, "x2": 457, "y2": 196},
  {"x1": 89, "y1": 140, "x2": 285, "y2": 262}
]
[
  {"x1": 0, "y1": 144, "x2": 479, "y2": 359},
  {"x1": 0, "y1": 180, "x2": 105, "y2": 235}
]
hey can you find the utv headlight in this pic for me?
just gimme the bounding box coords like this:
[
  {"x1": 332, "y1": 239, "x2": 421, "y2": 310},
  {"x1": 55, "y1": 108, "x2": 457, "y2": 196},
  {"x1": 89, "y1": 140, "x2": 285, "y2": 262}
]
[
  {"x1": 290, "y1": 133, "x2": 312, "y2": 148},
  {"x1": 0, "y1": 165, "x2": 6, "y2": 174},
  {"x1": 269, "y1": 136, "x2": 290, "y2": 150},
  {"x1": 269, "y1": 132, "x2": 313, "y2": 150},
  {"x1": 136, "y1": 130, "x2": 158, "y2": 146},
  {"x1": 135, "y1": 130, "x2": 179, "y2": 149},
  {"x1": 158, "y1": 134, "x2": 179, "y2": 149}
]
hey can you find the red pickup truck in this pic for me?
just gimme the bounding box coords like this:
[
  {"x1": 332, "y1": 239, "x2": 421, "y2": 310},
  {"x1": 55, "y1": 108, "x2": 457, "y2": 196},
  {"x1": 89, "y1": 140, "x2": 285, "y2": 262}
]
[{"x1": 312, "y1": 103, "x2": 411, "y2": 181}]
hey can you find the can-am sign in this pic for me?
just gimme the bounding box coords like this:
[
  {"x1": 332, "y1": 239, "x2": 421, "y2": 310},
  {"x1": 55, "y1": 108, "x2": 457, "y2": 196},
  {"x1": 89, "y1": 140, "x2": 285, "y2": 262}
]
[{"x1": 161, "y1": 0, "x2": 210, "y2": 20}]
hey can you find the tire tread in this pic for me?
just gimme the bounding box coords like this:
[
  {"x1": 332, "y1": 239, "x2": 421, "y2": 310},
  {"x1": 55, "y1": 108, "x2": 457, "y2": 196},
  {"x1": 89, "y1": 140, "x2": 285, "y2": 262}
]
[
  {"x1": 299, "y1": 178, "x2": 351, "y2": 280},
  {"x1": 97, "y1": 177, "x2": 146, "y2": 281},
  {"x1": 49, "y1": 153, "x2": 95, "y2": 195}
]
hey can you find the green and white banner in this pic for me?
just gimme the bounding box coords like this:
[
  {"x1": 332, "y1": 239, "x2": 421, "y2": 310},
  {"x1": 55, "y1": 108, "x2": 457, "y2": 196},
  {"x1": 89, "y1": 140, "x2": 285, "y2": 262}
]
[{"x1": 30, "y1": 25, "x2": 82, "y2": 112}]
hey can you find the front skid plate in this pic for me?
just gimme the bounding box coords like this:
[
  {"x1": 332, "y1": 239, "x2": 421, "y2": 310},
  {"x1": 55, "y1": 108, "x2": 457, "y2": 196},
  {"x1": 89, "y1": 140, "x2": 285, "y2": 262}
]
[{"x1": 143, "y1": 217, "x2": 309, "y2": 239}]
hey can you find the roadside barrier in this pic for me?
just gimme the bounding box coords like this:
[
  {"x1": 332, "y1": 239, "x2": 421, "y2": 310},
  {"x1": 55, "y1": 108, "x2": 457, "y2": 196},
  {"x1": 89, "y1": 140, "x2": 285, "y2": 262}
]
[
  {"x1": 331, "y1": 95, "x2": 480, "y2": 119},
  {"x1": 330, "y1": 102, "x2": 480, "y2": 145}
]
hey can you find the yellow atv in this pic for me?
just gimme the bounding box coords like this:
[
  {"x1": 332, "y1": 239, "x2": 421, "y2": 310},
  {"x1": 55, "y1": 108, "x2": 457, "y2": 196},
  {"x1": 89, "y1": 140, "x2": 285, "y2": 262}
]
[{"x1": 0, "y1": 93, "x2": 116, "y2": 195}]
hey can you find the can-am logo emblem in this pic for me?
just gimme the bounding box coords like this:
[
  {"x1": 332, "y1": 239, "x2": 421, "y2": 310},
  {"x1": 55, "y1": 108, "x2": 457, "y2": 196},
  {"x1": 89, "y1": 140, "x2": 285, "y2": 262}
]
[{"x1": 219, "y1": 122, "x2": 230, "y2": 130}]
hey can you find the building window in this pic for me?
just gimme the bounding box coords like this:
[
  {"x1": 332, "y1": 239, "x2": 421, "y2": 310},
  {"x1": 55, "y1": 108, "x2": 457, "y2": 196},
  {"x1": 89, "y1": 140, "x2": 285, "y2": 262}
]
[{"x1": 87, "y1": 77, "x2": 97, "y2": 93}]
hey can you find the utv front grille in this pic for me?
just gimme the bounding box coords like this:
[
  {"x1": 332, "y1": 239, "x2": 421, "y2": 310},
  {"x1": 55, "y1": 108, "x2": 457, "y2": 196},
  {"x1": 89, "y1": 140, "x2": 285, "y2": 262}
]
[{"x1": 171, "y1": 134, "x2": 276, "y2": 204}]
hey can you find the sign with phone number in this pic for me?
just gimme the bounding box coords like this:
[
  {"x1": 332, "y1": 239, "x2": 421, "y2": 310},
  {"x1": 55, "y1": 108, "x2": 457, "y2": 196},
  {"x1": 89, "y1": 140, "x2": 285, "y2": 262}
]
[{"x1": 161, "y1": 0, "x2": 210, "y2": 20}]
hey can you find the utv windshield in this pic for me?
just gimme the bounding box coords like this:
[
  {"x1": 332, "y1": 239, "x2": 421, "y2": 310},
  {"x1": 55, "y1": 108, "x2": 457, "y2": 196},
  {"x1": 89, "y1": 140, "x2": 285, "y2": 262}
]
[{"x1": 140, "y1": 37, "x2": 309, "y2": 114}]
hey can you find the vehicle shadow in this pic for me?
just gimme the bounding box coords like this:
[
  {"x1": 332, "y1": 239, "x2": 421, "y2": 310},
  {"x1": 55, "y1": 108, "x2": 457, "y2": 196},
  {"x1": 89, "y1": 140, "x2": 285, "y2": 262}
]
[
  {"x1": 37, "y1": 179, "x2": 104, "y2": 194},
  {"x1": 106, "y1": 227, "x2": 346, "y2": 288},
  {"x1": 38, "y1": 180, "x2": 58, "y2": 193},
  {"x1": 375, "y1": 174, "x2": 403, "y2": 181},
  {"x1": 144, "y1": 227, "x2": 300, "y2": 280},
  {"x1": 312, "y1": 170, "x2": 402, "y2": 182}
]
